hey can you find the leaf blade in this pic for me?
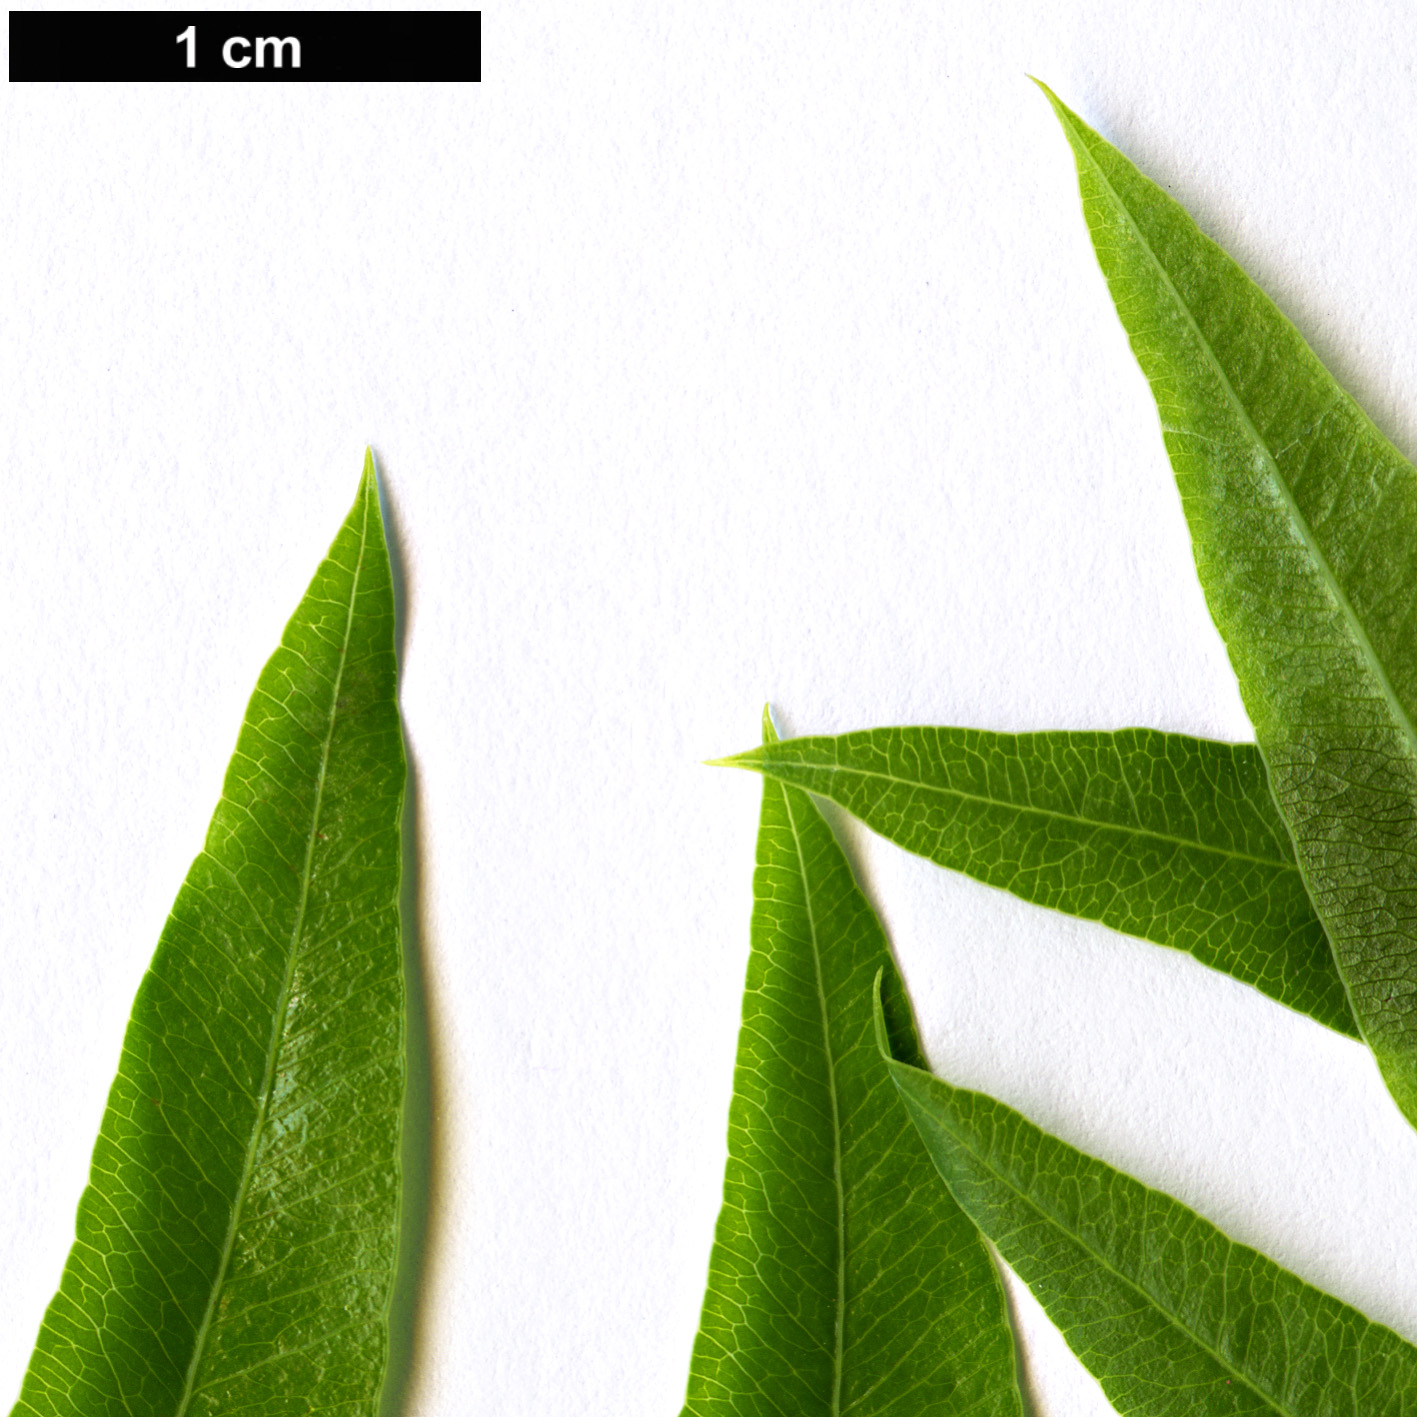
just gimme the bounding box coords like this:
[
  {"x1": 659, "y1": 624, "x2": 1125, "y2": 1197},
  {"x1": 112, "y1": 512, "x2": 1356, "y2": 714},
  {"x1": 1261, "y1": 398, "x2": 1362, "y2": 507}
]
[
  {"x1": 721, "y1": 726, "x2": 1355, "y2": 1036},
  {"x1": 684, "y1": 709, "x2": 1023, "y2": 1417},
  {"x1": 875, "y1": 982, "x2": 1417, "y2": 1416},
  {"x1": 12, "y1": 454, "x2": 406, "y2": 1417},
  {"x1": 1040, "y1": 83, "x2": 1417, "y2": 1120}
]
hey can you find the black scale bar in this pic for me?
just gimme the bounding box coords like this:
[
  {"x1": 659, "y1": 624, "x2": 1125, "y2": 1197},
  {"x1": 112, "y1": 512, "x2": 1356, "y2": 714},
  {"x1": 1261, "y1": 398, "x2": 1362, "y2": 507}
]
[{"x1": 10, "y1": 11, "x2": 481, "y2": 81}]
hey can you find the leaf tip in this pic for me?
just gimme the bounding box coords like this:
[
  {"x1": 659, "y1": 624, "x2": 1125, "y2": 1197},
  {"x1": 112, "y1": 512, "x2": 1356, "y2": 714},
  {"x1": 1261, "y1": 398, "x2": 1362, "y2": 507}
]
[
  {"x1": 704, "y1": 710, "x2": 777, "y2": 769},
  {"x1": 703, "y1": 751, "x2": 757, "y2": 771},
  {"x1": 870, "y1": 967, "x2": 893, "y2": 1061},
  {"x1": 1027, "y1": 75, "x2": 1073, "y2": 125},
  {"x1": 354, "y1": 447, "x2": 393, "y2": 550},
  {"x1": 761, "y1": 704, "x2": 780, "y2": 746}
]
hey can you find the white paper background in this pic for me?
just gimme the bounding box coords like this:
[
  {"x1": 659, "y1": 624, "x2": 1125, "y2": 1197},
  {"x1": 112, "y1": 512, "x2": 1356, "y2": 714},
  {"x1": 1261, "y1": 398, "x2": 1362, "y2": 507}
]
[{"x1": 6, "y1": 3, "x2": 1417, "y2": 1413}]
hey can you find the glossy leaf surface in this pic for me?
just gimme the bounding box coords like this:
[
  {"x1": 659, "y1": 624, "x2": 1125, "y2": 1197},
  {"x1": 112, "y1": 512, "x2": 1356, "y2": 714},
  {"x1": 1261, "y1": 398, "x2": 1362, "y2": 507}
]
[
  {"x1": 721, "y1": 727, "x2": 1354, "y2": 1036},
  {"x1": 1042, "y1": 83, "x2": 1417, "y2": 1122},
  {"x1": 683, "y1": 711, "x2": 1022, "y2": 1417},
  {"x1": 12, "y1": 456, "x2": 406, "y2": 1417},
  {"x1": 876, "y1": 981, "x2": 1417, "y2": 1416}
]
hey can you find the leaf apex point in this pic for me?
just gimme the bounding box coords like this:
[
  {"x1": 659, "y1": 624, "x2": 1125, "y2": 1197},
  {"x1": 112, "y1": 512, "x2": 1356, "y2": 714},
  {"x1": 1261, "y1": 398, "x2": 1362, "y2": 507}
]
[
  {"x1": 703, "y1": 753, "x2": 751, "y2": 770},
  {"x1": 870, "y1": 968, "x2": 893, "y2": 1061},
  {"x1": 1029, "y1": 76, "x2": 1074, "y2": 125}
]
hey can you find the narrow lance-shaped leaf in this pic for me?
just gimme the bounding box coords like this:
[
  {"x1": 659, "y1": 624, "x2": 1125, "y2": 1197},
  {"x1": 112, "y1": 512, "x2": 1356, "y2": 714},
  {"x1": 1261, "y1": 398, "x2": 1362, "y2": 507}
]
[
  {"x1": 1040, "y1": 82, "x2": 1417, "y2": 1123},
  {"x1": 874, "y1": 976, "x2": 1417, "y2": 1416},
  {"x1": 11, "y1": 453, "x2": 407, "y2": 1417},
  {"x1": 683, "y1": 709, "x2": 1023, "y2": 1417},
  {"x1": 718, "y1": 726, "x2": 1355, "y2": 1036}
]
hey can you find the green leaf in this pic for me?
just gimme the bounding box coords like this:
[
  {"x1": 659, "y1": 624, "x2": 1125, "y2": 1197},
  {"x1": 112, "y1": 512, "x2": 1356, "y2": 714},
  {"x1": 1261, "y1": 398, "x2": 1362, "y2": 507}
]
[
  {"x1": 12, "y1": 454, "x2": 407, "y2": 1417},
  {"x1": 718, "y1": 726, "x2": 1355, "y2": 1036},
  {"x1": 1039, "y1": 82, "x2": 1417, "y2": 1124},
  {"x1": 683, "y1": 709, "x2": 1023, "y2": 1417},
  {"x1": 874, "y1": 979, "x2": 1417, "y2": 1416}
]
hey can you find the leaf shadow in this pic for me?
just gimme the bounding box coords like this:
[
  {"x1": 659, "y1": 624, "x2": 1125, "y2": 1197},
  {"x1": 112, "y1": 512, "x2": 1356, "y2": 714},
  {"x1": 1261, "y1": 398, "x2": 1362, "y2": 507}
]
[
  {"x1": 373, "y1": 455, "x2": 449, "y2": 1417},
  {"x1": 991, "y1": 1251, "x2": 1044, "y2": 1417}
]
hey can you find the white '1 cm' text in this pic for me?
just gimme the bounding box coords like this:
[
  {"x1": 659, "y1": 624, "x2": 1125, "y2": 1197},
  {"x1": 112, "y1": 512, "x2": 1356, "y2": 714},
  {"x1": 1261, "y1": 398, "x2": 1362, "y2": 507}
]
[{"x1": 175, "y1": 26, "x2": 302, "y2": 69}]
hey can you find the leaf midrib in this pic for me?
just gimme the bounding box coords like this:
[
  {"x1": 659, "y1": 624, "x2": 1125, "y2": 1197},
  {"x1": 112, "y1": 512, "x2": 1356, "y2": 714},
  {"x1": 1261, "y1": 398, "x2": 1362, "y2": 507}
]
[
  {"x1": 760, "y1": 758, "x2": 1298, "y2": 873},
  {"x1": 903, "y1": 1078, "x2": 1304, "y2": 1416},
  {"x1": 1063, "y1": 102, "x2": 1417, "y2": 787},
  {"x1": 781, "y1": 784, "x2": 846, "y2": 1417},
  {"x1": 172, "y1": 489, "x2": 370, "y2": 1415}
]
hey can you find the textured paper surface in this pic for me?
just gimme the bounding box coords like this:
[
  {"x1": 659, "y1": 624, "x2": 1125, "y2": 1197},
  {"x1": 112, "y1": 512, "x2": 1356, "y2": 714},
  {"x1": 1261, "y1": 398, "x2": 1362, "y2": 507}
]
[{"x1": 6, "y1": 4, "x2": 1417, "y2": 1414}]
